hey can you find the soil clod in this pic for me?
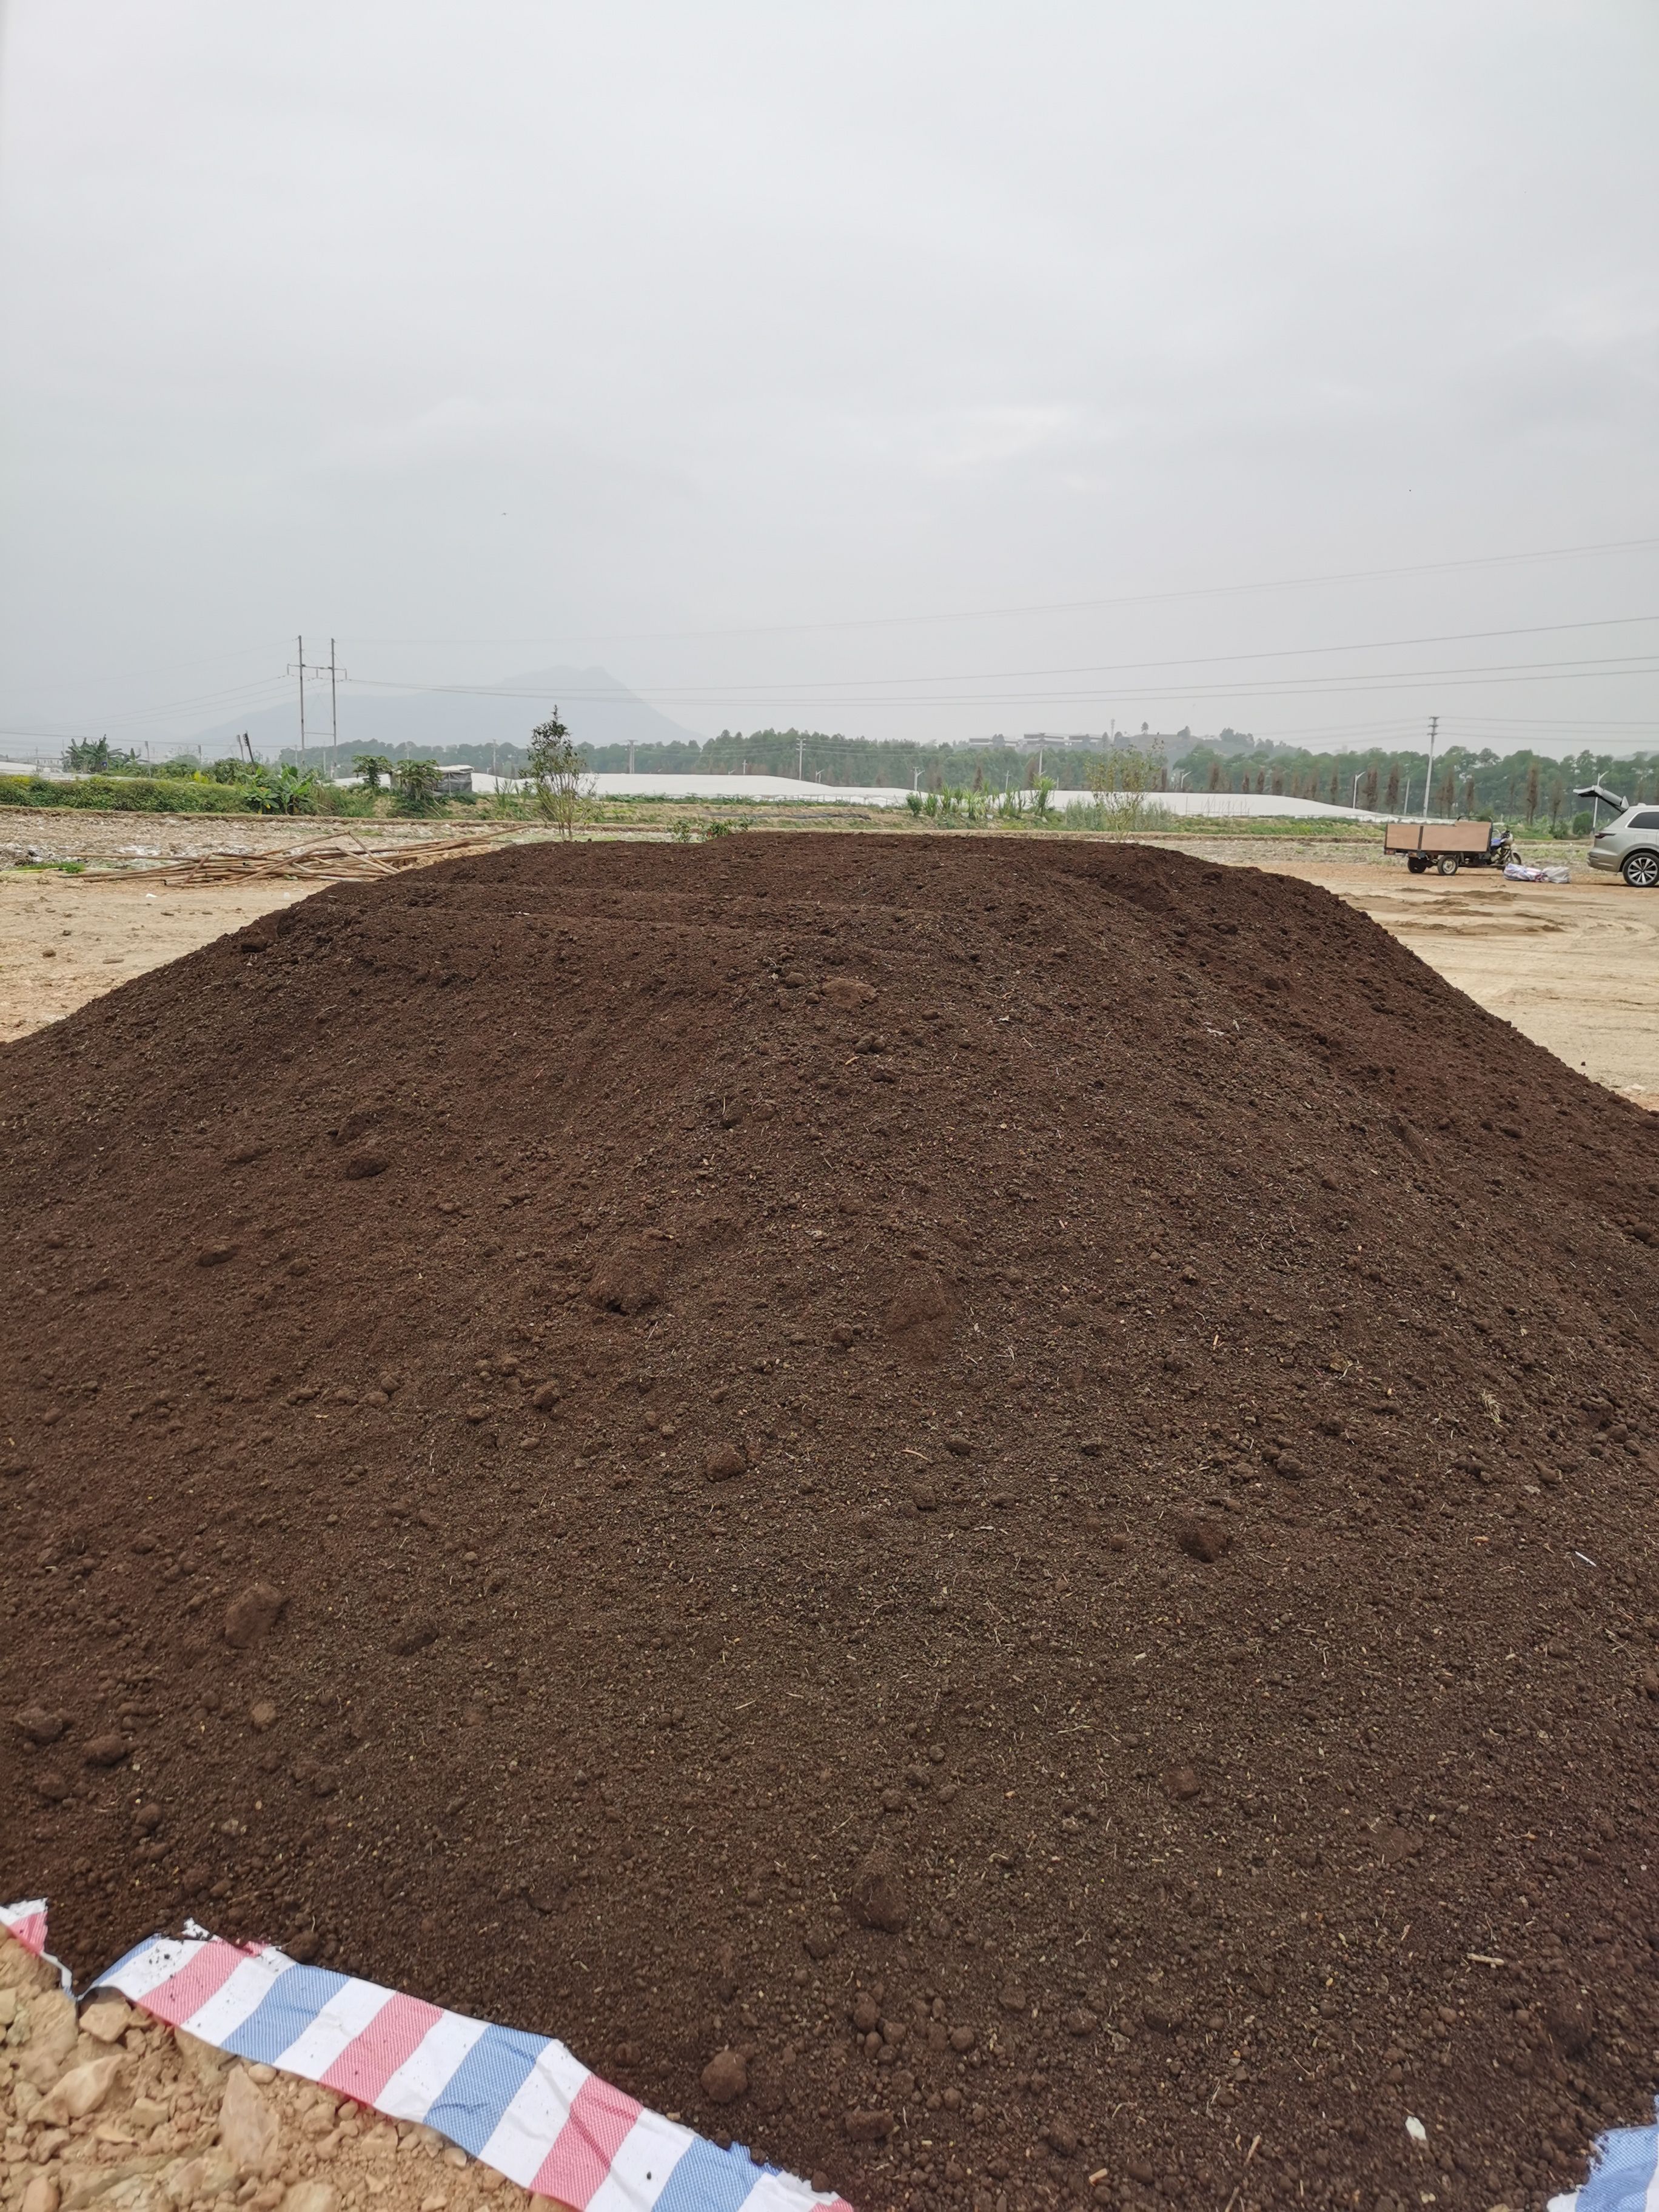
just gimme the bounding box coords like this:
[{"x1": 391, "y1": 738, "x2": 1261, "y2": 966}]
[
  {"x1": 699, "y1": 2050, "x2": 748, "y2": 2105},
  {"x1": 223, "y1": 1584, "x2": 287, "y2": 1651},
  {"x1": 848, "y1": 1855, "x2": 910, "y2": 1933}
]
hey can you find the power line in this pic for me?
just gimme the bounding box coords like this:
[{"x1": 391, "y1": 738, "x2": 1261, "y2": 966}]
[
  {"x1": 338, "y1": 531, "x2": 1659, "y2": 648},
  {"x1": 1, "y1": 640, "x2": 295, "y2": 697},
  {"x1": 474, "y1": 611, "x2": 1659, "y2": 702},
  {"x1": 62, "y1": 611, "x2": 1651, "y2": 737},
  {"x1": 343, "y1": 648, "x2": 1659, "y2": 711},
  {"x1": 12, "y1": 675, "x2": 293, "y2": 738},
  {"x1": 16, "y1": 545, "x2": 1658, "y2": 741},
  {"x1": 337, "y1": 613, "x2": 1659, "y2": 708}
]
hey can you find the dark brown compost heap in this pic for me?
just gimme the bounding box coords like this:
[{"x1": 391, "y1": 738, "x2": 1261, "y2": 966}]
[{"x1": 3, "y1": 834, "x2": 1657, "y2": 2212}]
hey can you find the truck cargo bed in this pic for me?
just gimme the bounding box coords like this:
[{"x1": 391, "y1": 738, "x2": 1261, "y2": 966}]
[{"x1": 1383, "y1": 820, "x2": 1492, "y2": 854}]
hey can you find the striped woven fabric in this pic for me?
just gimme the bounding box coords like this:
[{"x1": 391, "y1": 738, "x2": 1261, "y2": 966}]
[
  {"x1": 1548, "y1": 2106, "x2": 1659, "y2": 2212},
  {"x1": 0, "y1": 1900, "x2": 48, "y2": 1956},
  {"x1": 5, "y1": 1908, "x2": 853, "y2": 2212}
]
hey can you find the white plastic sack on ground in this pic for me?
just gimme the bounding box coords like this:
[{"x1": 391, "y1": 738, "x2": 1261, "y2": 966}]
[{"x1": 1504, "y1": 861, "x2": 1571, "y2": 883}]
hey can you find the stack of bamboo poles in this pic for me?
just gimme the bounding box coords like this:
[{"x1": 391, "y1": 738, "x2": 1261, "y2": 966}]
[{"x1": 78, "y1": 830, "x2": 523, "y2": 887}]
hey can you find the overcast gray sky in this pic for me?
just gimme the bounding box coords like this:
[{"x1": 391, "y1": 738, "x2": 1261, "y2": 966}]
[{"x1": 2, "y1": 0, "x2": 1655, "y2": 757}]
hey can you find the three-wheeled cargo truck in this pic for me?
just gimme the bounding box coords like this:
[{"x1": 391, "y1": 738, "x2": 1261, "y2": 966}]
[{"x1": 1383, "y1": 820, "x2": 1513, "y2": 875}]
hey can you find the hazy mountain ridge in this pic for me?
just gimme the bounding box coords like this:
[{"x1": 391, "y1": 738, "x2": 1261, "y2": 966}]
[{"x1": 188, "y1": 666, "x2": 703, "y2": 763}]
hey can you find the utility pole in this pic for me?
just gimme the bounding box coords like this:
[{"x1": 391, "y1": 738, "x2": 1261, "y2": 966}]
[
  {"x1": 286, "y1": 638, "x2": 344, "y2": 773},
  {"x1": 1420, "y1": 714, "x2": 1439, "y2": 822},
  {"x1": 1352, "y1": 771, "x2": 1363, "y2": 809},
  {"x1": 797, "y1": 732, "x2": 804, "y2": 780}
]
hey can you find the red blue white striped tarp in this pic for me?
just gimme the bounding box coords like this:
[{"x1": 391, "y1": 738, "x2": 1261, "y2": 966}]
[
  {"x1": 2, "y1": 1905, "x2": 853, "y2": 2212},
  {"x1": 1547, "y1": 2104, "x2": 1659, "y2": 2212},
  {"x1": 0, "y1": 1899, "x2": 47, "y2": 1957}
]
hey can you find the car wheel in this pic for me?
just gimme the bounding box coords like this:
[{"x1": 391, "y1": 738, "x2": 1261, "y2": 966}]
[
  {"x1": 1437, "y1": 856, "x2": 1460, "y2": 875},
  {"x1": 1407, "y1": 855, "x2": 1427, "y2": 874},
  {"x1": 1622, "y1": 850, "x2": 1659, "y2": 888}
]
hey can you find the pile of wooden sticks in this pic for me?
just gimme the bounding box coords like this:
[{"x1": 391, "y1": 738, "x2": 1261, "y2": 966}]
[{"x1": 81, "y1": 830, "x2": 522, "y2": 886}]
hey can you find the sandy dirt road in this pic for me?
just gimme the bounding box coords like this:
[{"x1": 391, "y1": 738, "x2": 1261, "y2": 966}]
[
  {"x1": 0, "y1": 818, "x2": 519, "y2": 1044},
  {"x1": 2, "y1": 826, "x2": 1655, "y2": 1105},
  {"x1": 0, "y1": 873, "x2": 309, "y2": 1044}
]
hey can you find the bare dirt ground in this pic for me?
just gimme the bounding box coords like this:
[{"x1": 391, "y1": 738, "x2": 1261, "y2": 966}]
[
  {"x1": 0, "y1": 822, "x2": 518, "y2": 1045},
  {"x1": 2, "y1": 817, "x2": 1654, "y2": 1106},
  {"x1": 0, "y1": 877, "x2": 305, "y2": 1046},
  {"x1": 0, "y1": 817, "x2": 523, "y2": 868}
]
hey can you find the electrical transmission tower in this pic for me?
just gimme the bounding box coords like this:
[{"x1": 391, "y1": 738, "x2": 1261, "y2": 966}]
[{"x1": 287, "y1": 637, "x2": 347, "y2": 774}]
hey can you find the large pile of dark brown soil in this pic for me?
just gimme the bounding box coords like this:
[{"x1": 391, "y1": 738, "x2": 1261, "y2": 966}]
[{"x1": 3, "y1": 835, "x2": 1657, "y2": 2212}]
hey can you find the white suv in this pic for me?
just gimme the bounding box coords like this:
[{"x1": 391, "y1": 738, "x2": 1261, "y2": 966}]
[{"x1": 1587, "y1": 805, "x2": 1659, "y2": 887}]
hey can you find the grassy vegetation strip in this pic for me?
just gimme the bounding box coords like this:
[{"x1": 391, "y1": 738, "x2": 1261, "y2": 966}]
[{"x1": 0, "y1": 777, "x2": 253, "y2": 815}]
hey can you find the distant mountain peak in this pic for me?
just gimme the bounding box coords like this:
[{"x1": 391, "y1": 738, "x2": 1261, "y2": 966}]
[{"x1": 186, "y1": 665, "x2": 702, "y2": 761}]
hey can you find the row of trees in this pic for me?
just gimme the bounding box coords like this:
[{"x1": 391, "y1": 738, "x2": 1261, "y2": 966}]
[
  {"x1": 546, "y1": 725, "x2": 1659, "y2": 820},
  {"x1": 1177, "y1": 740, "x2": 1658, "y2": 824},
  {"x1": 273, "y1": 737, "x2": 534, "y2": 776},
  {"x1": 276, "y1": 726, "x2": 1153, "y2": 793},
  {"x1": 82, "y1": 724, "x2": 1655, "y2": 826},
  {"x1": 568, "y1": 728, "x2": 1160, "y2": 791},
  {"x1": 565, "y1": 728, "x2": 1656, "y2": 822}
]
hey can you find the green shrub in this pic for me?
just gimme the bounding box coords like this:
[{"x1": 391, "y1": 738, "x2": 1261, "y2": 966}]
[
  {"x1": 392, "y1": 760, "x2": 443, "y2": 816},
  {"x1": 0, "y1": 774, "x2": 249, "y2": 814},
  {"x1": 308, "y1": 781, "x2": 380, "y2": 818},
  {"x1": 527, "y1": 714, "x2": 591, "y2": 838},
  {"x1": 63, "y1": 739, "x2": 142, "y2": 775},
  {"x1": 241, "y1": 764, "x2": 318, "y2": 814},
  {"x1": 1062, "y1": 794, "x2": 1178, "y2": 834}
]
